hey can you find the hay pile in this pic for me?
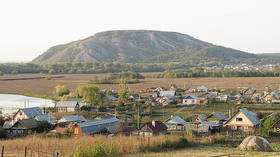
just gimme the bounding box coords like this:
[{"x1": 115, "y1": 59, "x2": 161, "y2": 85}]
[{"x1": 237, "y1": 136, "x2": 271, "y2": 151}]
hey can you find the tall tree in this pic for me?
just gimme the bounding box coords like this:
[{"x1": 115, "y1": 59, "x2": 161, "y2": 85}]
[
  {"x1": 118, "y1": 79, "x2": 129, "y2": 104},
  {"x1": 55, "y1": 85, "x2": 70, "y2": 97}
]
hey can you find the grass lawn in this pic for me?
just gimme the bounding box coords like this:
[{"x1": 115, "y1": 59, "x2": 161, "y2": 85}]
[{"x1": 124, "y1": 145, "x2": 280, "y2": 157}]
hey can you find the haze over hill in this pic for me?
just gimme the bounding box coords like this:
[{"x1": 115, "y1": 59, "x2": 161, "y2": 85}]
[{"x1": 33, "y1": 30, "x2": 262, "y2": 64}]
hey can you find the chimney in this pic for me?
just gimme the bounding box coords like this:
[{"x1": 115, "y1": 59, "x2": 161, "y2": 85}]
[{"x1": 152, "y1": 121, "x2": 156, "y2": 127}]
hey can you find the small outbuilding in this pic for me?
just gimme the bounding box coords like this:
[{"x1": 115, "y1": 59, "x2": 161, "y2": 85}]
[
  {"x1": 58, "y1": 115, "x2": 87, "y2": 123},
  {"x1": 55, "y1": 101, "x2": 80, "y2": 112},
  {"x1": 73, "y1": 117, "x2": 120, "y2": 135}
]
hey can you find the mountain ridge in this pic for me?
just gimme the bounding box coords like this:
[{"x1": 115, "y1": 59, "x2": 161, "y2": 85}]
[{"x1": 32, "y1": 30, "x2": 260, "y2": 64}]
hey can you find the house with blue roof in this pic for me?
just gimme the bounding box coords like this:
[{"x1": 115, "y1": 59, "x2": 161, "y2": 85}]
[
  {"x1": 183, "y1": 95, "x2": 201, "y2": 105},
  {"x1": 13, "y1": 107, "x2": 43, "y2": 122}
]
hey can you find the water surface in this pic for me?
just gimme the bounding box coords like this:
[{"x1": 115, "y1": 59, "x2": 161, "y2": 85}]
[{"x1": 0, "y1": 94, "x2": 55, "y2": 114}]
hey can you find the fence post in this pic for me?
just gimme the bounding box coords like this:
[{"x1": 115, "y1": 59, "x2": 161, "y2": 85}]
[
  {"x1": 1, "y1": 145, "x2": 4, "y2": 157},
  {"x1": 24, "y1": 146, "x2": 27, "y2": 157}
]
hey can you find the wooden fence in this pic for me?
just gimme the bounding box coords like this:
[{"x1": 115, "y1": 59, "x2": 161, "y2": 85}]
[{"x1": 1, "y1": 145, "x2": 60, "y2": 157}]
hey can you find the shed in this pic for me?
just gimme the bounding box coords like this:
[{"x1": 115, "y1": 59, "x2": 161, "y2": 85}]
[
  {"x1": 55, "y1": 101, "x2": 79, "y2": 112},
  {"x1": 35, "y1": 114, "x2": 57, "y2": 124},
  {"x1": 74, "y1": 117, "x2": 120, "y2": 135},
  {"x1": 58, "y1": 115, "x2": 87, "y2": 123}
]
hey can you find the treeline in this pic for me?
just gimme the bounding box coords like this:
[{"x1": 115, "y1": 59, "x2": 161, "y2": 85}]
[
  {"x1": 154, "y1": 70, "x2": 280, "y2": 78},
  {"x1": 89, "y1": 71, "x2": 144, "y2": 84},
  {"x1": 0, "y1": 62, "x2": 190, "y2": 74}
]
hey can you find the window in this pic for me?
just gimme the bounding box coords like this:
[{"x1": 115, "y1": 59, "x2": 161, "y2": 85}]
[
  {"x1": 243, "y1": 126, "x2": 248, "y2": 132},
  {"x1": 231, "y1": 126, "x2": 237, "y2": 130},
  {"x1": 236, "y1": 118, "x2": 243, "y2": 122}
]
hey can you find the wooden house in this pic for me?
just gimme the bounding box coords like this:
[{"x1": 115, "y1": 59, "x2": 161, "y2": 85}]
[
  {"x1": 55, "y1": 101, "x2": 80, "y2": 112},
  {"x1": 224, "y1": 108, "x2": 259, "y2": 132},
  {"x1": 206, "y1": 112, "x2": 228, "y2": 125},
  {"x1": 4, "y1": 119, "x2": 37, "y2": 137},
  {"x1": 195, "y1": 114, "x2": 207, "y2": 123},
  {"x1": 164, "y1": 116, "x2": 186, "y2": 130},
  {"x1": 13, "y1": 107, "x2": 43, "y2": 122},
  {"x1": 139, "y1": 121, "x2": 167, "y2": 136}
]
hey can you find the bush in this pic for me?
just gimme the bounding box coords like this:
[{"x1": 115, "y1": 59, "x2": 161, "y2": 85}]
[
  {"x1": 64, "y1": 128, "x2": 72, "y2": 137},
  {"x1": 45, "y1": 76, "x2": 52, "y2": 80},
  {"x1": 176, "y1": 137, "x2": 189, "y2": 148},
  {"x1": 203, "y1": 135, "x2": 226, "y2": 144},
  {"x1": 45, "y1": 132, "x2": 63, "y2": 138},
  {"x1": 36, "y1": 121, "x2": 53, "y2": 133},
  {"x1": 0, "y1": 118, "x2": 5, "y2": 127},
  {"x1": 0, "y1": 128, "x2": 6, "y2": 138},
  {"x1": 74, "y1": 145, "x2": 94, "y2": 157},
  {"x1": 74, "y1": 143, "x2": 118, "y2": 157},
  {"x1": 186, "y1": 129, "x2": 200, "y2": 137}
]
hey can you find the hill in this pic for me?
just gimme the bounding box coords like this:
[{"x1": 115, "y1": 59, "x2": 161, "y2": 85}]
[{"x1": 33, "y1": 30, "x2": 259, "y2": 64}]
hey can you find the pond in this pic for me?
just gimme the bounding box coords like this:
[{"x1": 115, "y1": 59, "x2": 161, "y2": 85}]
[{"x1": 0, "y1": 94, "x2": 55, "y2": 114}]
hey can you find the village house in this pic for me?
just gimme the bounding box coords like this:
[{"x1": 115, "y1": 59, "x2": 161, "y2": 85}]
[
  {"x1": 107, "y1": 95, "x2": 118, "y2": 102},
  {"x1": 206, "y1": 112, "x2": 228, "y2": 125},
  {"x1": 273, "y1": 119, "x2": 280, "y2": 133},
  {"x1": 13, "y1": 107, "x2": 43, "y2": 122},
  {"x1": 73, "y1": 117, "x2": 120, "y2": 135},
  {"x1": 164, "y1": 116, "x2": 186, "y2": 130},
  {"x1": 55, "y1": 101, "x2": 80, "y2": 112},
  {"x1": 158, "y1": 91, "x2": 176, "y2": 99},
  {"x1": 169, "y1": 84, "x2": 178, "y2": 91},
  {"x1": 223, "y1": 108, "x2": 259, "y2": 132},
  {"x1": 128, "y1": 94, "x2": 141, "y2": 101},
  {"x1": 58, "y1": 115, "x2": 87, "y2": 123},
  {"x1": 3, "y1": 119, "x2": 38, "y2": 137},
  {"x1": 155, "y1": 96, "x2": 172, "y2": 106},
  {"x1": 35, "y1": 114, "x2": 57, "y2": 124},
  {"x1": 195, "y1": 114, "x2": 207, "y2": 123},
  {"x1": 215, "y1": 95, "x2": 228, "y2": 103},
  {"x1": 183, "y1": 95, "x2": 200, "y2": 105},
  {"x1": 139, "y1": 121, "x2": 167, "y2": 136},
  {"x1": 121, "y1": 126, "x2": 137, "y2": 136},
  {"x1": 51, "y1": 124, "x2": 67, "y2": 134},
  {"x1": 196, "y1": 85, "x2": 209, "y2": 92}
]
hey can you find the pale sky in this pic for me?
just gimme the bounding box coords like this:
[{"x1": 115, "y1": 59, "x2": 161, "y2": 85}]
[{"x1": 0, "y1": 0, "x2": 279, "y2": 62}]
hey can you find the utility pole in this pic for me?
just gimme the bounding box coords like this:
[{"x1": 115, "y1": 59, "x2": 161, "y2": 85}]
[
  {"x1": 162, "y1": 108, "x2": 165, "y2": 121},
  {"x1": 138, "y1": 105, "x2": 140, "y2": 130}
]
